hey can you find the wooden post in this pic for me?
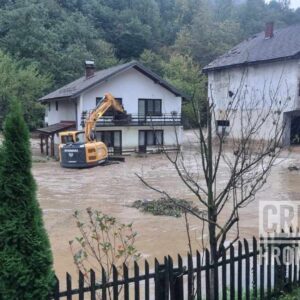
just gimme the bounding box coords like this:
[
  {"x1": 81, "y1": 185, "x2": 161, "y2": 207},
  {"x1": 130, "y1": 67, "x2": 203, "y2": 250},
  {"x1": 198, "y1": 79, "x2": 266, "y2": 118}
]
[
  {"x1": 50, "y1": 134, "x2": 55, "y2": 157},
  {"x1": 46, "y1": 136, "x2": 49, "y2": 156},
  {"x1": 40, "y1": 134, "x2": 44, "y2": 154}
]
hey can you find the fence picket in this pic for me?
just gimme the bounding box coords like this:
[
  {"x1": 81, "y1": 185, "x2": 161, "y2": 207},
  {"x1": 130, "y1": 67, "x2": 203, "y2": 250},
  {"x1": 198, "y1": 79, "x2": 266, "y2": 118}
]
[
  {"x1": 53, "y1": 275, "x2": 60, "y2": 300},
  {"x1": 90, "y1": 269, "x2": 96, "y2": 300},
  {"x1": 78, "y1": 271, "x2": 84, "y2": 300},
  {"x1": 187, "y1": 253, "x2": 193, "y2": 300},
  {"x1": 168, "y1": 256, "x2": 175, "y2": 300},
  {"x1": 112, "y1": 265, "x2": 118, "y2": 300},
  {"x1": 205, "y1": 249, "x2": 210, "y2": 300},
  {"x1": 145, "y1": 260, "x2": 150, "y2": 300},
  {"x1": 221, "y1": 247, "x2": 227, "y2": 300},
  {"x1": 154, "y1": 258, "x2": 160, "y2": 300},
  {"x1": 260, "y1": 242, "x2": 265, "y2": 300},
  {"x1": 229, "y1": 245, "x2": 235, "y2": 300},
  {"x1": 253, "y1": 237, "x2": 258, "y2": 299},
  {"x1": 178, "y1": 254, "x2": 184, "y2": 299},
  {"x1": 164, "y1": 256, "x2": 169, "y2": 300},
  {"x1": 101, "y1": 267, "x2": 107, "y2": 300},
  {"x1": 123, "y1": 264, "x2": 129, "y2": 300},
  {"x1": 244, "y1": 239, "x2": 250, "y2": 300},
  {"x1": 196, "y1": 250, "x2": 202, "y2": 300},
  {"x1": 134, "y1": 261, "x2": 140, "y2": 300},
  {"x1": 66, "y1": 273, "x2": 72, "y2": 300},
  {"x1": 237, "y1": 241, "x2": 242, "y2": 300}
]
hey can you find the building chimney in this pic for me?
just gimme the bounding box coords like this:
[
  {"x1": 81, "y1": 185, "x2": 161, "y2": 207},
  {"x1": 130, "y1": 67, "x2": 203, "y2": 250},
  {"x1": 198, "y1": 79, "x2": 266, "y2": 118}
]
[
  {"x1": 85, "y1": 60, "x2": 95, "y2": 78},
  {"x1": 265, "y1": 22, "x2": 274, "y2": 39}
]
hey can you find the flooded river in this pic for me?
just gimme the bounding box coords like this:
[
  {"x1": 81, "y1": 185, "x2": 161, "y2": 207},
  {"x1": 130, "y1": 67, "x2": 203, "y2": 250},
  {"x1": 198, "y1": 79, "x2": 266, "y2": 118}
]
[{"x1": 31, "y1": 131, "x2": 300, "y2": 280}]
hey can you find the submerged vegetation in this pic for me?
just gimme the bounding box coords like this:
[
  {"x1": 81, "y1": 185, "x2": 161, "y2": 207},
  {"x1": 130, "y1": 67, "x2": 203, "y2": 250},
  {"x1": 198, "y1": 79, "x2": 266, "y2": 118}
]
[{"x1": 130, "y1": 198, "x2": 201, "y2": 218}]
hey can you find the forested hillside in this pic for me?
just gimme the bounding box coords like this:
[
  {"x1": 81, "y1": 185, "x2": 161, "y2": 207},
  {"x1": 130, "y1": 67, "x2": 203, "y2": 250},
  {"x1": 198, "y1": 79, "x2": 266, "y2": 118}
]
[{"x1": 0, "y1": 0, "x2": 299, "y2": 128}]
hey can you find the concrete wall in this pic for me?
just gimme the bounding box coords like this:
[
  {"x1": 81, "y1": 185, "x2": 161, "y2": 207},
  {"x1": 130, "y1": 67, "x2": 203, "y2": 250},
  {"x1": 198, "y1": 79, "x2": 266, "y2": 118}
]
[{"x1": 207, "y1": 59, "x2": 300, "y2": 141}]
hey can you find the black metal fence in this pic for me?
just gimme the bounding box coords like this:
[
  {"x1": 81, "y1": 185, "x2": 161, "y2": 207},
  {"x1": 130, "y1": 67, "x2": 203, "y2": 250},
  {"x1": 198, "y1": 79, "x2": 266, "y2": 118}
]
[{"x1": 49, "y1": 235, "x2": 300, "y2": 300}]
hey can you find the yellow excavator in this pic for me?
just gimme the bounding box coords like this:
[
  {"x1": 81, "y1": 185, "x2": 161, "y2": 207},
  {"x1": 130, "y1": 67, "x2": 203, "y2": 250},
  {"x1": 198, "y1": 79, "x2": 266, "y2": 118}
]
[{"x1": 59, "y1": 93, "x2": 125, "y2": 168}]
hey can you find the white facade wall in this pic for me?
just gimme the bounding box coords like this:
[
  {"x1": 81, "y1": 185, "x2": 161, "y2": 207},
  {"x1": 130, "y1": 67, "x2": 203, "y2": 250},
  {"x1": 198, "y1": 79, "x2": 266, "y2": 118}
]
[
  {"x1": 208, "y1": 59, "x2": 300, "y2": 141},
  {"x1": 45, "y1": 99, "x2": 77, "y2": 125},
  {"x1": 78, "y1": 68, "x2": 182, "y2": 128}
]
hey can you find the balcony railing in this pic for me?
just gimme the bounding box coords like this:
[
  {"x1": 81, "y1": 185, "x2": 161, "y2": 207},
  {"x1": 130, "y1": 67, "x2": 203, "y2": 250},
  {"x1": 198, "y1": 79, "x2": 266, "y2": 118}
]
[{"x1": 81, "y1": 113, "x2": 182, "y2": 127}]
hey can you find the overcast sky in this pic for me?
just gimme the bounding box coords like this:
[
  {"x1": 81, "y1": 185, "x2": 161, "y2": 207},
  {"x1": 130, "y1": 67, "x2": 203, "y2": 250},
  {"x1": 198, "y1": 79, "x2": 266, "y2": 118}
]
[{"x1": 290, "y1": 0, "x2": 300, "y2": 8}]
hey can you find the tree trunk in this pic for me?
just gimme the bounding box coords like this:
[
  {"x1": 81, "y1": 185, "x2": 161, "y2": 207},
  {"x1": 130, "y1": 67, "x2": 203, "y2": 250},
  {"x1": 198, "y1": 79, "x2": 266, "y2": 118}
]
[{"x1": 207, "y1": 103, "x2": 218, "y2": 299}]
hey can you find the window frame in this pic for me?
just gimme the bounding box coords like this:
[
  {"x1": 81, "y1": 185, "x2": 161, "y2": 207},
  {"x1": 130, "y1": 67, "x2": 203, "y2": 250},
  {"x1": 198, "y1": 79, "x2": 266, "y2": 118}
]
[
  {"x1": 138, "y1": 99, "x2": 162, "y2": 116},
  {"x1": 139, "y1": 130, "x2": 164, "y2": 146}
]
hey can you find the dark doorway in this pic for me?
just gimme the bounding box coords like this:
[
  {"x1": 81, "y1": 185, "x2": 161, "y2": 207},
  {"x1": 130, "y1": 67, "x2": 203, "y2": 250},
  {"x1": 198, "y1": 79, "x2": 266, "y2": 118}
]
[
  {"x1": 290, "y1": 116, "x2": 300, "y2": 145},
  {"x1": 96, "y1": 130, "x2": 122, "y2": 155}
]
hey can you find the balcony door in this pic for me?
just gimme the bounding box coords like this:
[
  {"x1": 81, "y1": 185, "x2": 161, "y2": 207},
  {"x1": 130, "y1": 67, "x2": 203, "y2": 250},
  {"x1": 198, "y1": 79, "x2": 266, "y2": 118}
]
[{"x1": 138, "y1": 99, "x2": 162, "y2": 123}]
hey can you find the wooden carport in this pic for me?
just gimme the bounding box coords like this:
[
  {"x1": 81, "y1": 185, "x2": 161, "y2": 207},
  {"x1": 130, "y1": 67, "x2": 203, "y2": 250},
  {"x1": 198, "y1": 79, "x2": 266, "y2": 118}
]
[{"x1": 36, "y1": 121, "x2": 76, "y2": 157}]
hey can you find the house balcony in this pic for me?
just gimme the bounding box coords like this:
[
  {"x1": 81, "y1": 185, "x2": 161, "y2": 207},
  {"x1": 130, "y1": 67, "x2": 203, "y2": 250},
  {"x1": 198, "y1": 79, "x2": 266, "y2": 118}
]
[{"x1": 81, "y1": 113, "x2": 182, "y2": 128}]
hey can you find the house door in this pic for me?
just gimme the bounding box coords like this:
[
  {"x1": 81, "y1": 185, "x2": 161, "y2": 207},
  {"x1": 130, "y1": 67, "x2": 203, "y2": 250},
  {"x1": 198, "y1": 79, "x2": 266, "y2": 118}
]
[
  {"x1": 96, "y1": 131, "x2": 122, "y2": 155},
  {"x1": 290, "y1": 116, "x2": 300, "y2": 145}
]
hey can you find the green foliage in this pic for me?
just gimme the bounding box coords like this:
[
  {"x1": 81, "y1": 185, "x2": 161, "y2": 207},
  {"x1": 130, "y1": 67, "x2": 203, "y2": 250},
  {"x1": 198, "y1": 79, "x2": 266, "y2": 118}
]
[
  {"x1": 70, "y1": 208, "x2": 140, "y2": 285},
  {"x1": 278, "y1": 287, "x2": 300, "y2": 299},
  {"x1": 0, "y1": 101, "x2": 54, "y2": 299},
  {"x1": 0, "y1": 0, "x2": 117, "y2": 87},
  {"x1": 0, "y1": 0, "x2": 300, "y2": 129},
  {"x1": 139, "y1": 49, "x2": 165, "y2": 76},
  {"x1": 131, "y1": 198, "x2": 201, "y2": 218},
  {"x1": 0, "y1": 51, "x2": 51, "y2": 130}
]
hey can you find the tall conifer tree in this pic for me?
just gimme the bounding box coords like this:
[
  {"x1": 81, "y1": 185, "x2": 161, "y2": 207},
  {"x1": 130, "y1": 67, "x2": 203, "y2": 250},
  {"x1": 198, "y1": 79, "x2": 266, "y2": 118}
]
[{"x1": 0, "y1": 101, "x2": 54, "y2": 299}]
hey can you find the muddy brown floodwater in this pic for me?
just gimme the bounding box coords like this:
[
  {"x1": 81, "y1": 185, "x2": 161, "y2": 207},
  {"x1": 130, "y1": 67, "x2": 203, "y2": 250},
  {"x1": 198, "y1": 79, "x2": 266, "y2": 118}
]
[{"x1": 31, "y1": 131, "x2": 300, "y2": 280}]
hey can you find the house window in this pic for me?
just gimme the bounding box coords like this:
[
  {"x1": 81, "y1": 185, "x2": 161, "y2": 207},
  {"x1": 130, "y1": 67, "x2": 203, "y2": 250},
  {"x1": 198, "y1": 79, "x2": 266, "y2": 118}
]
[
  {"x1": 96, "y1": 97, "x2": 122, "y2": 116},
  {"x1": 139, "y1": 130, "x2": 164, "y2": 146},
  {"x1": 48, "y1": 102, "x2": 51, "y2": 111},
  {"x1": 138, "y1": 99, "x2": 162, "y2": 116},
  {"x1": 216, "y1": 120, "x2": 230, "y2": 136},
  {"x1": 216, "y1": 120, "x2": 230, "y2": 127},
  {"x1": 56, "y1": 101, "x2": 58, "y2": 111},
  {"x1": 96, "y1": 97, "x2": 102, "y2": 106}
]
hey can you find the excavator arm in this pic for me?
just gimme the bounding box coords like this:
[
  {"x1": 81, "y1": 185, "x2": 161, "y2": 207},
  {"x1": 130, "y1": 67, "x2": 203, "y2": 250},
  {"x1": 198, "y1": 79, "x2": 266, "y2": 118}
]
[{"x1": 84, "y1": 93, "x2": 124, "y2": 142}]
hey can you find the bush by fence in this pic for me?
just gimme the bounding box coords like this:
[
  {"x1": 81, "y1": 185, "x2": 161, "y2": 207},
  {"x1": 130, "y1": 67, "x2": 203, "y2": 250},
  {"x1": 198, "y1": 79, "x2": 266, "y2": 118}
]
[{"x1": 49, "y1": 233, "x2": 300, "y2": 300}]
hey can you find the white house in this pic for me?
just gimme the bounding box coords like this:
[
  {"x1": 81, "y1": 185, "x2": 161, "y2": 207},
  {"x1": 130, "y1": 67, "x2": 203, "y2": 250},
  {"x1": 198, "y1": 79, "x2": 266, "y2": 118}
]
[
  {"x1": 38, "y1": 61, "x2": 184, "y2": 155},
  {"x1": 203, "y1": 23, "x2": 300, "y2": 146}
]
